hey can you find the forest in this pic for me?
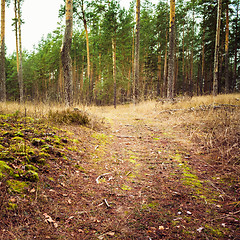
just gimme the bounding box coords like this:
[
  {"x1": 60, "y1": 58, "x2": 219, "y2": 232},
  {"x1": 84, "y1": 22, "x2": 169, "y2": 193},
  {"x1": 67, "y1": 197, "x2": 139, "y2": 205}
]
[
  {"x1": 0, "y1": 1, "x2": 240, "y2": 239},
  {"x1": 0, "y1": 0, "x2": 239, "y2": 106}
]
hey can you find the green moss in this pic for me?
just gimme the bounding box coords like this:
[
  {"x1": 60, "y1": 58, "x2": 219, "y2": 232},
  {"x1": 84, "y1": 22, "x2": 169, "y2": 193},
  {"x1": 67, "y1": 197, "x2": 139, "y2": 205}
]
[
  {"x1": 0, "y1": 161, "x2": 13, "y2": 179},
  {"x1": 7, "y1": 202, "x2": 18, "y2": 210},
  {"x1": 204, "y1": 224, "x2": 224, "y2": 237},
  {"x1": 7, "y1": 179, "x2": 28, "y2": 194},
  {"x1": 25, "y1": 164, "x2": 38, "y2": 172},
  {"x1": 24, "y1": 170, "x2": 39, "y2": 182},
  {"x1": 14, "y1": 131, "x2": 24, "y2": 137},
  {"x1": 39, "y1": 152, "x2": 50, "y2": 158},
  {"x1": 91, "y1": 132, "x2": 109, "y2": 144},
  {"x1": 32, "y1": 138, "x2": 45, "y2": 146},
  {"x1": 75, "y1": 165, "x2": 86, "y2": 172},
  {"x1": 48, "y1": 177, "x2": 55, "y2": 181},
  {"x1": 12, "y1": 136, "x2": 24, "y2": 142},
  {"x1": 37, "y1": 158, "x2": 46, "y2": 165},
  {"x1": 142, "y1": 201, "x2": 159, "y2": 210},
  {"x1": 121, "y1": 184, "x2": 132, "y2": 191}
]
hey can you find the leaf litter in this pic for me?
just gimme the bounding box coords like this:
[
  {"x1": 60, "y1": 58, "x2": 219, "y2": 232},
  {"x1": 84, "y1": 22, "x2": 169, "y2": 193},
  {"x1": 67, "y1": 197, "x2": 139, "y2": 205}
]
[{"x1": 0, "y1": 100, "x2": 239, "y2": 239}]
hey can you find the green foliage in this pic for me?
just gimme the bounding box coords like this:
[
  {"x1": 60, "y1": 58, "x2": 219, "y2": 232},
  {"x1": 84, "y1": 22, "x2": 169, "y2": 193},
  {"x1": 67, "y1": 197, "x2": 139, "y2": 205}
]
[{"x1": 5, "y1": 0, "x2": 240, "y2": 104}]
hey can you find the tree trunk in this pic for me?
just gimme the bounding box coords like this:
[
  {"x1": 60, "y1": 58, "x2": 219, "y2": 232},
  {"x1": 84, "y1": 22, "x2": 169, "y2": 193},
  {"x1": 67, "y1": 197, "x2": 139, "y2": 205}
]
[
  {"x1": 233, "y1": 1, "x2": 238, "y2": 91},
  {"x1": 182, "y1": 24, "x2": 185, "y2": 94},
  {"x1": 163, "y1": 30, "x2": 168, "y2": 98},
  {"x1": 81, "y1": 2, "x2": 91, "y2": 103},
  {"x1": 134, "y1": 0, "x2": 140, "y2": 104},
  {"x1": 0, "y1": 0, "x2": 6, "y2": 102},
  {"x1": 224, "y1": 1, "x2": 229, "y2": 93},
  {"x1": 112, "y1": 36, "x2": 117, "y2": 108},
  {"x1": 61, "y1": 0, "x2": 73, "y2": 107},
  {"x1": 157, "y1": 44, "x2": 161, "y2": 97},
  {"x1": 213, "y1": 0, "x2": 222, "y2": 96},
  {"x1": 201, "y1": 20, "x2": 205, "y2": 95},
  {"x1": 189, "y1": 2, "x2": 194, "y2": 97},
  {"x1": 17, "y1": 0, "x2": 24, "y2": 103},
  {"x1": 167, "y1": 0, "x2": 175, "y2": 99}
]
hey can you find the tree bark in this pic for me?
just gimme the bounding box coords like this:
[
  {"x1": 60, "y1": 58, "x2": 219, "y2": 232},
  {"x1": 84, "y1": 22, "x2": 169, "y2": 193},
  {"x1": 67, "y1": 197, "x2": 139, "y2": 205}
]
[
  {"x1": 112, "y1": 36, "x2": 117, "y2": 108},
  {"x1": 0, "y1": 0, "x2": 6, "y2": 102},
  {"x1": 17, "y1": 0, "x2": 24, "y2": 103},
  {"x1": 201, "y1": 19, "x2": 205, "y2": 95},
  {"x1": 233, "y1": 1, "x2": 239, "y2": 91},
  {"x1": 213, "y1": 0, "x2": 222, "y2": 96},
  {"x1": 163, "y1": 30, "x2": 168, "y2": 98},
  {"x1": 157, "y1": 44, "x2": 161, "y2": 97},
  {"x1": 225, "y1": 1, "x2": 229, "y2": 93},
  {"x1": 167, "y1": 0, "x2": 175, "y2": 99},
  {"x1": 134, "y1": 0, "x2": 140, "y2": 104},
  {"x1": 182, "y1": 24, "x2": 185, "y2": 94},
  {"x1": 61, "y1": 0, "x2": 73, "y2": 107},
  {"x1": 81, "y1": 1, "x2": 91, "y2": 103}
]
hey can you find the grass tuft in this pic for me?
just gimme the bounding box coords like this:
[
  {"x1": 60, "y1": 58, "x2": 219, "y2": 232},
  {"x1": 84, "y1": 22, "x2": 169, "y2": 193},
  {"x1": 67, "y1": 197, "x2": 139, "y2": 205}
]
[{"x1": 48, "y1": 109, "x2": 90, "y2": 126}]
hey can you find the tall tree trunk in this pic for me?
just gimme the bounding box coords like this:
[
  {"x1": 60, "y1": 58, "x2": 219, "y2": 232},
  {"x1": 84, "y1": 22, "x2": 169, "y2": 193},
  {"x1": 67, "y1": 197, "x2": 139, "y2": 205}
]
[
  {"x1": 224, "y1": 1, "x2": 229, "y2": 93},
  {"x1": 163, "y1": 30, "x2": 168, "y2": 98},
  {"x1": 131, "y1": 27, "x2": 134, "y2": 99},
  {"x1": 174, "y1": 42, "x2": 178, "y2": 96},
  {"x1": 167, "y1": 0, "x2": 175, "y2": 99},
  {"x1": 182, "y1": 24, "x2": 185, "y2": 94},
  {"x1": 61, "y1": 0, "x2": 73, "y2": 107},
  {"x1": 201, "y1": 20, "x2": 205, "y2": 95},
  {"x1": 81, "y1": 2, "x2": 91, "y2": 103},
  {"x1": 213, "y1": 0, "x2": 222, "y2": 96},
  {"x1": 134, "y1": 0, "x2": 140, "y2": 104},
  {"x1": 0, "y1": 0, "x2": 6, "y2": 102},
  {"x1": 189, "y1": 2, "x2": 194, "y2": 97},
  {"x1": 112, "y1": 36, "x2": 117, "y2": 108},
  {"x1": 157, "y1": 44, "x2": 161, "y2": 97},
  {"x1": 233, "y1": 1, "x2": 239, "y2": 91},
  {"x1": 17, "y1": 0, "x2": 24, "y2": 103}
]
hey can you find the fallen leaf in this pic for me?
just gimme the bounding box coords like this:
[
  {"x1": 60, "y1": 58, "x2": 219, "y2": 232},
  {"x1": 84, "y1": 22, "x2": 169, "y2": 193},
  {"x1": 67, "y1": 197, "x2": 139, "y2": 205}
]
[
  {"x1": 159, "y1": 226, "x2": 165, "y2": 230},
  {"x1": 186, "y1": 211, "x2": 192, "y2": 215},
  {"x1": 30, "y1": 188, "x2": 36, "y2": 193},
  {"x1": 106, "y1": 231, "x2": 115, "y2": 236},
  {"x1": 197, "y1": 227, "x2": 204, "y2": 233}
]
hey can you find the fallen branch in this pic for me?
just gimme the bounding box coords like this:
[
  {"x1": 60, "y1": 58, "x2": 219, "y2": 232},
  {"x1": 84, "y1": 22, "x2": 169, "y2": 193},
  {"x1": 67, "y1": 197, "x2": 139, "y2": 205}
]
[{"x1": 96, "y1": 172, "x2": 111, "y2": 184}]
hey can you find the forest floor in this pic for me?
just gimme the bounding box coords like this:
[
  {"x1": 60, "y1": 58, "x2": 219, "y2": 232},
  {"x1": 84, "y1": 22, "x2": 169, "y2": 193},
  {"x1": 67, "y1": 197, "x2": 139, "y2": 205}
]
[{"x1": 0, "y1": 94, "x2": 239, "y2": 239}]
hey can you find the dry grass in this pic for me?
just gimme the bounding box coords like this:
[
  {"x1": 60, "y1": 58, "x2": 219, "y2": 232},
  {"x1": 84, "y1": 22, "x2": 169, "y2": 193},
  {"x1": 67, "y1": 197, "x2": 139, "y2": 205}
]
[{"x1": 0, "y1": 94, "x2": 239, "y2": 166}]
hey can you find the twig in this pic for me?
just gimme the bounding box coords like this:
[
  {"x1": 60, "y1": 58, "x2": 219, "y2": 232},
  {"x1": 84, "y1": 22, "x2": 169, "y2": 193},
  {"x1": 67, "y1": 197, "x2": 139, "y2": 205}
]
[
  {"x1": 103, "y1": 199, "x2": 111, "y2": 208},
  {"x1": 96, "y1": 172, "x2": 111, "y2": 184}
]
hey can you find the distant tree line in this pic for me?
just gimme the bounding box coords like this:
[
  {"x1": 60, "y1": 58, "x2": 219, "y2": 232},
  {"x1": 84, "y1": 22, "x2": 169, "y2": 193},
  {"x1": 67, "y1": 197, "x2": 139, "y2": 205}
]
[{"x1": 1, "y1": 0, "x2": 239, "y2": 105}]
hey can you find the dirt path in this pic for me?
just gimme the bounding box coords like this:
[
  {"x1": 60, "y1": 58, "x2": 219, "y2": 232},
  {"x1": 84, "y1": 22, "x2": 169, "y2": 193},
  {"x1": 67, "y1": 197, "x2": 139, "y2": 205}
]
[
  {"x1": 1, "y1": 110, "x2": 238, "y2": 240},
  {"x1": 53, "y1": 113, "x2": 238, "y2": 239}
]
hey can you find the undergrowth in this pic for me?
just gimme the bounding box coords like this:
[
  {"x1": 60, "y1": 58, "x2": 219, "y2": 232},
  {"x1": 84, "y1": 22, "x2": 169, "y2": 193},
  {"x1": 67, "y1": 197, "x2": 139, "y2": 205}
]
[{"x1": 48, "y1": 109, "x2": 90, "y2": 126}]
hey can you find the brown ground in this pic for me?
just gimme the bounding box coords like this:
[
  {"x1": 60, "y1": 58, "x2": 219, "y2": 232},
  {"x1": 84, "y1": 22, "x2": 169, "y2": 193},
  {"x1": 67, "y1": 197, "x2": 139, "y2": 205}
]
[{"x1": 0, "y1": 102, "x2": 239, "y2": 239}]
